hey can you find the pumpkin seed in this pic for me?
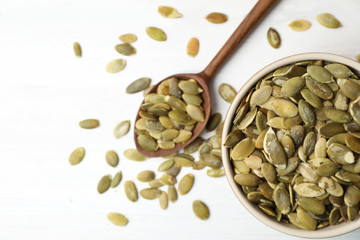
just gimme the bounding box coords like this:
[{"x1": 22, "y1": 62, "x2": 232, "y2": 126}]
[
  {"x1": 124, "y1": 180, "x2": 138, "y2": 202},
  {"x1": 205, "y1": 12, "x2": 227, "y2": 24},
  {"x1": 166, "y1": 164, "x2": 181, "y2": 177},
  {"x1": 207, "y1": 169, "x2": 225, "y2": 177},
  {"x1": 159, "y1": 191, "x2": 168, "y2": 210},
  {"x1": 199, "y1": 154, "x2": 222, "y2": 169},
  {"x1": 280, "y1": 135, "x2": 295, "y2": 158},
  {"x1": 297, "y1": 207, "x2": 317, "y2": 230},
  {"x1": 344, "y1": 185, "x2": 360, "y2": 207},
  {"x1": 300, "y1": 89, "x2": 323, "y2": 109},
  {"x1": 140, "y1": 188, "x2": 162, "y2": 199},
  {"x1": 218, "y1": 83, "x2": 236, "y2": 103},
  {"x1": 69, "y1": 147, "x2": 85, "y2": 165},
  {"x1": 193, "y1": 200, "x2": 210, "y2": 220},
  {"x1": 307, "y1": 65, "x2": 333, "y2": 83},
  {"x1": 250, "y1": 86, "x2": 272, "y2": 106},
  {"x1": 317, "y1": 13, "x2": 340, "y2": 28},
  {"x1": 347, "y1": 205, "x2": 359, "y2": 221},
  {"x1": 168, "y1": 185, "x2": 178, "y2": 203},
  {"x1": 306, "y1": 76, "x2": 333, "y2": 99},
  {"x1": 327, "y1": 143, "x2": 355, "y2": 165},
  {"x1": 119, "y1": 33, "x2": 137, "y2": 43},
  {"x1": 178, "y1": 173, "x2": 194, "y2": 195},
  {"x1": 186, "y1": 37, "x2": 199, "y2": 57},
  {"x1": 123, "y1": 148, "x2": 147, "y2": 161},
  {"x1": 223, "y1": 130, "x2": 244, "y2": 148},
  {"x1": 105, "y1": 150, "x2": 119, "y2": 167},
  {"x1": 107, "y1": 212, "x2": 128, "y2": 226},
  {"x1": 113, "y1": 120, "x2": 131, "y2": 138},
  {"x1": 115, "y1": 43, "x2": 136, "y2": 56},
  {"x1": 158, "y1": 6, "x2": 182, "y2": 18},
  {"x1": 349, "y1": 100, "x2": 360, "y2": 125},
  {"x1": 234, "y1": 173, "x2": 261, "y2": 187},
  {"x1": 329, "y1": 207, "x2": 341, "y2": 225},
  {"x1": 206, "y1": 113, "x2": 222, "y2": 132},
  {"x1": 267, "y1": 28, "x2": 281, "y2": 49},
  {"x1": 184, "y1": 137, "x2": 203, "y2": 154},
  {"x1": 186, "y1": 104, "x2": 205, "y2": 122},
  {"x1": 277, "y1": 156, "x2": 299, "y2": 176},
  {"x1": 73, "y1": 42, "x2": 82, "y2": 57},
  {"x1": 298, "y1": 99, "x2": 316, "y2": 127},
  {"x1": 261, "y1": 163, "x2": 277, "y2": 184},
  {"x1": 297, "y1": 198, "x2": 325, "y2": 215},
  {"x1": 137, "y1": 134, "x2": 158, "y2": 152},
  {"x1": 158, "y1": 159, "x2": 175, "y2": 172},
  {"x1": 319, "y1": 122, "x2": 346, "y2": 138},
  {"x1": 263, "y1": 128, "x2": 287, "y2": 169},
  {"x1": 281, "y1": 77, "x2": 305, "y2": 97},
  {"x1": 231, "y1": 138, "x2": 255, "y2": 161},
  {"x1": 293, "y1": 183, "x2": 325, "y2": 197},
  {"x1": 325, "y1": 63, "x2": 353, "y2": 78},
  {"x1": 111, "y1": 171, "x2": 122, "y2": 188},
  {"x1": 79, "y1": 119, "x2": 99, "y2": 129},
  {"x1": 97, "y1": 175, "x2": 111, "y2": 194},
  {"x1": 173, "y1": 129, "x2": 192, "y2": 143},
  {"x1": 345, "y1": 134, "x2": 360, "y2": 154},
  {"x1": 317, "y1": 161, "x2": 339, "y2": 177},
  {"x1": 325, "y1": 108, "x2": 352, "y2": 123},
  {"x1": 338, "y1": 79, "x2": 360, "y2": 100},
  {"x1": 137, "y1": 170, "x2": 155, "y2": 182},
  {"x1": 126, "y1": 77, "x2": 151, "y2": 94},
  {"x1": 273, "y1": 185, "x2": 291, "y2": 214},
  {"x1": 146, "y1": 27, "x2": 167, "y2": 41},
  {"x1": 105, "y1": 59, "x2": 126, "y2": 73},
  {"x1": 182, "y1": 94, "x2": 202, "y2": 105},
  {"x1": 159, "y1": 173, "x2": 176, "y2": 185},
  {"x1": 288, "y1": 19, "x2": 311, "y2": 31}
]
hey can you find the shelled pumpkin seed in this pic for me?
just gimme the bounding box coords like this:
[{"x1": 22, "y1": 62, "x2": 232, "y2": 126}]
[
  {"x1": 158, "y1": 6, "x2": 182, "y2": 18},
  {"x1": 288, "y1": 20, "x2": 311, "y2": 32},
  {"x1": 73, "y1": 42, "x2": 82, "y2": 57},
  {"x1": 119, "y1": 33, "x2": 137, "y2": 43},
  {"x1": 205, "y1": 12, "x2": 227, "y2": 24},
  {"x1": 225, "y1": 60, "x2": 360, "y2": 230},
  {"x1": 186, "y1": 37, "x2": 199, "y2": 57},
  {"x1": 135, "y1": 78, "x2": 204, "y2": 152}
]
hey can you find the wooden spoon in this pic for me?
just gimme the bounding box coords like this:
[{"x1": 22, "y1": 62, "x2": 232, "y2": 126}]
[{"x1": 135, "y1": 0, "x2": 278, "y2": 157}]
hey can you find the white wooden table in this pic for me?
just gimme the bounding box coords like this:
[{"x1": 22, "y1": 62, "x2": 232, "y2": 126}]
[{"x1": 0, "y1": 0, "x2": 360, "y2": 239}]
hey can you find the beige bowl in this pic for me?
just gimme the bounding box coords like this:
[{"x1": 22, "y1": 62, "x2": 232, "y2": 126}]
[{"x1": 221, "y1": 53, "x2": 360, "y2": 238}]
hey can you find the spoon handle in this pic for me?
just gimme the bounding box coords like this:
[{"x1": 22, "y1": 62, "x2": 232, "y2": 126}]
[{"x1": 199, "y1": 0, "x2": 278, "y2": 81}]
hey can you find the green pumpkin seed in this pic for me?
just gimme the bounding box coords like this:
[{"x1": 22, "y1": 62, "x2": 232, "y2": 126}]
[
  {"x1": 124, "y1": 180, "x2": 138, "y2": 202},
  {"x1": 261, "y1": 163, "x2": 277, "y2": 184},
  {"x1": 205, "y1": 12, "x2": 227, "y2": 24},
  {"x1": 263, "y1": 128, "x2": 287, "y2": 169},
  {"x1": 206, "y1": 169, "x2": 225, "y2": 177},
  {"x1": 107, "y1": 212, "x2": 128, "y2": 226},
  {"x1": 267, "y1": 27, "x2": 281, "y2": 49},
  {"x1": 73, "y1": 42, "x2": 82, "y2": 57},
  {"x1": 187, "y1": 37, "x2": 199, "y2": 57},
  {"x1": 281, "y1": 77, "x2": 305, "y2": 97},
  {"x1": 218, "y1": 83, "x2": 236, "y2": 103},
  {"x1": 173, "y1": 129, "x2": 192, "y2": 143},
  {"x1": 344, "y1": 185, "x2": 360, "y2": 207},
  {"x1": 233, "y1": 102, "x2": 249, "y2": 125},
  {"x1": 272, "y1": 99, "x2": 298, "y2": 118},
  {"x1": 288, "y1": 19, "x2": 311, "y2": 31},
  {"x1": 206, "y1": 113, "x2": 222, "y2": 132},
  {"x1": 193, "y1": 200, "x2": 210, "y2": 220},
  {"x1": 349, "y1": 100, "x2": 360, "y2": 125},
  {"x1": 319, "y1": 122, "x2": 345, "y2": 138},
  {"x1": 250, "y1": 86, "x2": 272, "y2": 106},
  {"x1": 223, "y1": 130, "x2": 244, "y2": 148},
  {"x1": 345, "y1": 134, "x2": 360, "y2": 154},
  {"x1": 247, "y1": 191, "x2": 264, "y2": 203},
  {"x1": 298, "y1": 99, "x2": 316, "y2": 127},
  {"x1": 199, "y1": 154, "x2": 222, "y2": 169},
  {"x1": 157, "y1": 160, "x2": 174, "y2": 172},
  {"x1": 178, "y1": 173, "x2": 194, "y2": 195},
  {"x1": 145, "y1": 93, "x2": 165, "y2": 104},
  {"x1": 298, "y1": 163, "x2": 319, "y2": 182},
  {"x1": 259, "y1": 182, "x2": 274, "y2": 200},
  {"x1": 159, "y1": 191, "x2": 169, "y2": 210},
  {"x1": 137, "y1": 170, "x2": 155, "y2": 182},
  {"x1": 325, "y1": 63, "x2": 353, "y2": 78},
  {"x1": 97, "y1": 175, "x2": 111, "y2": 194},
  {"x1": 273, "y1": 185, "x2": 291, "y2": 214},
  {"x1": 140, "y1": 188, "x2": 162, "y2": 199},
  {"x1": 338, "y1": 78, "x2": 360, "y2": 100},
  {"x1": 231, "y1": 138, "x2": 255, "y2": 161},
  {"x1": 158, "y1": 6, "x2": 182, "y2": 18},
  {"x1": 105, "y1": 150, "x2": 119, "y2": 167},
  {"x1": 79, "y1": 119, "x2": 99, "y2": 129},
  {"x1": 288, "y1": 212, "x2": 309, "y2": 230},
  {"x1": 148, "y1": 179, "x2": 164, "y2": 188},
  {"x1": 273, "y1": 65, "x2": 306, "y2": 78},
  {"x1": 146, "y1": 27, "x2": 167, "y2": 41},
  {"x1": 325, "y1": 180, "x2": 343, "y2": 197},
  {"x1": 168, "y1": 185, "x2": 178, "y2": 203},
  {"x1": 325, "y1": 108, "x2": 352, "y2": 123},
  {"x1": 184, "y1": 137, "x2": 203, "y2": 154},
  {"x1": 158, "y1": 116, "x2": 173, "y2": 129},
  {"x1": 280, "y1": 135, "x2": 295, "y2": 158},
  {"x1": 123, "y1": 148, "x2": 147, "y2": 161},
  {"x1": 306, "y1": 76, "x2": 333, "y2": 99},
  {"x1": 297, "y1": 207, "x2": 317, "y2": 230},
  {"x1": 111, "y1": 171, "x2": 122, "y2": 188},
  {"x1": 307, "y1": 65, "x2": 333, "y2": 83},
  {"x1": 126, "y1": 77, "x2": 151, "y2": 94},
  {"x1": 317, "y1": 13, "x2": 340, "y2": 28},
  {"x1": 347, "y1": 206, "x2": 359, "y2": 221},
  {"x1": 234, "y1": 173, "x2": 261, "y2": 187},
  {"x1": 277, "y1": 156, "x2": 299, "y2": 176},
  {"x1": 244, "y1": 155, "x2": 262, "y2": 170},
  {"x1": 105, "y1": 59, "x2": 126, "y2": 73},
  {"x1": 300, "y1": 89, "x2": 323, "y2": 109},
  {"x1": 259, "y1": 204, "x2": 276, "y2": 216},
  {"x1": 327, "y1": 143, "x2": 355, "y2": 165},
  {"x1": 297, "y1": 198, "x2": 325, "y2": 215},
  {"x1": 293, "y1": 183, "x2": 325, "y2": 197},
  {"x1": 137, "y1": 134, "x2": 158, "y2": 152},
  {"x1": 317, "y1": 161, "x2": 339, "y2": 177},
  {"x1": 159, "y1": 173, "x2": 176, "y2": 185},
  {"x1": 69, "y1": 147, "x2": 85, "y2": 165},
  {"x1": 329, "y1": 207, "x2": 341, "y2": 225},
  {"x1": 119, "y1": 33, "x2": 137, "y2": 43},
  {"x1": 115, "y1": 43, "x2": 136, "y2": 56},
  {"x1": 113, "y1": 120, "x2": 131, "y2": 138},
  {"x1": 186, "y1": 104, "x2": 205, "y2": 122},
  {"x1": 182, "y1": 94, "x2": 202, "y2": 105}
]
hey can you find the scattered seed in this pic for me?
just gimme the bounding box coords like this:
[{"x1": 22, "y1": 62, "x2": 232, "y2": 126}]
[
  {"x1": 111, "y1": 171, "x2": 122, "y2": 188},
  {"x1": 79, "y1": 119, "x2": 99, "y2": 129},
  {"x1": 106, "y1": 150, "x2": 119, "y2": 167},
  {"x1": 178, "y1": 173, "x2": 194, "y2": 195},
  {"x1": 267, "y1": 27, "x2": 281, "y2": 49},
  {"x1": 119, "y1": 33, "x2": 137, "y2": 43},
  {"x1": 113, "y1": 120, "x2": 131, "y2": 138},
  {"x1": 288, "y1": 19, "x2": 311, "y2": 31},
  {"x1": 317, "y1": 13, "x2": 341, "y2": 28},
  {"x1": 126, "y1": 77, "x2": 151, "y2": 94},
  {"x1": 97, "y1": 175, "x2": 111, "y2": 194},
  {"x1": 69, "y1": 147, "x2": 85, "y2": 165},
  {"x1": 192, "y1": 200, "x2": 210, "y2": 220},
  {"x1": 106, "y1": 59, "x2": 126, "y2": 73},
  {"x1": 107, "y1": 212, "x2": 128, "y2": 226},
  {"x1": 115, "y1": 43, "x2": 136, "y2": 56},
  {"x1": 158, "y1": 6, "x2": 182, "y2": 18},
  {"x1": 186, "y1": 37, "x2": 199, "y2": 57},
  {"x1": 73, "y1": 42, "x2": 82, "y2": 57},
  {"x1": 146, "y1": 27, "x2": 167, "y2": 41},
  {"x1": 124, "y1": 180, "x2": 138, "y2": 202},
  {"x1": 205, "y1": 12, "x2": 227, "y2": 24},
  {"x1": 124, "y1": 148, "x2": 147, "y2": 161}
]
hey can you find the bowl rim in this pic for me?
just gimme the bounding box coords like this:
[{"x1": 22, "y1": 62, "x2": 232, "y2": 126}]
[{"x1": 221, "y1": 52, "x2": 360, "y2": 238}]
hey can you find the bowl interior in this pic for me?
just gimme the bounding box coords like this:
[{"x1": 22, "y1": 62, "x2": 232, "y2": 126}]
[{"x1": 221, "y1": 52, "x2": 360, "y2": 238}]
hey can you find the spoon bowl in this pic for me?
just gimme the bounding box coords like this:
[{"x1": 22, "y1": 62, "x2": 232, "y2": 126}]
[{"x1": 135, "y1": 0, "x2": 279, "y2": 157}]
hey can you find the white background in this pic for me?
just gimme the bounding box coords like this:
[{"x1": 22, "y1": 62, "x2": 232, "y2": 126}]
[{"x1": 0, "y1": 0, "x2": 360, "y2": 239}]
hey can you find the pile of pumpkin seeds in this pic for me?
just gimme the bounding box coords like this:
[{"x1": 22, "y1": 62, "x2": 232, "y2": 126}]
[
  {"x1": 225, "y1": 60, "x2": 360, "y2": 230},
  {"x1": 135, "y1": 78, "x2": 205, "y2": 152}
]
